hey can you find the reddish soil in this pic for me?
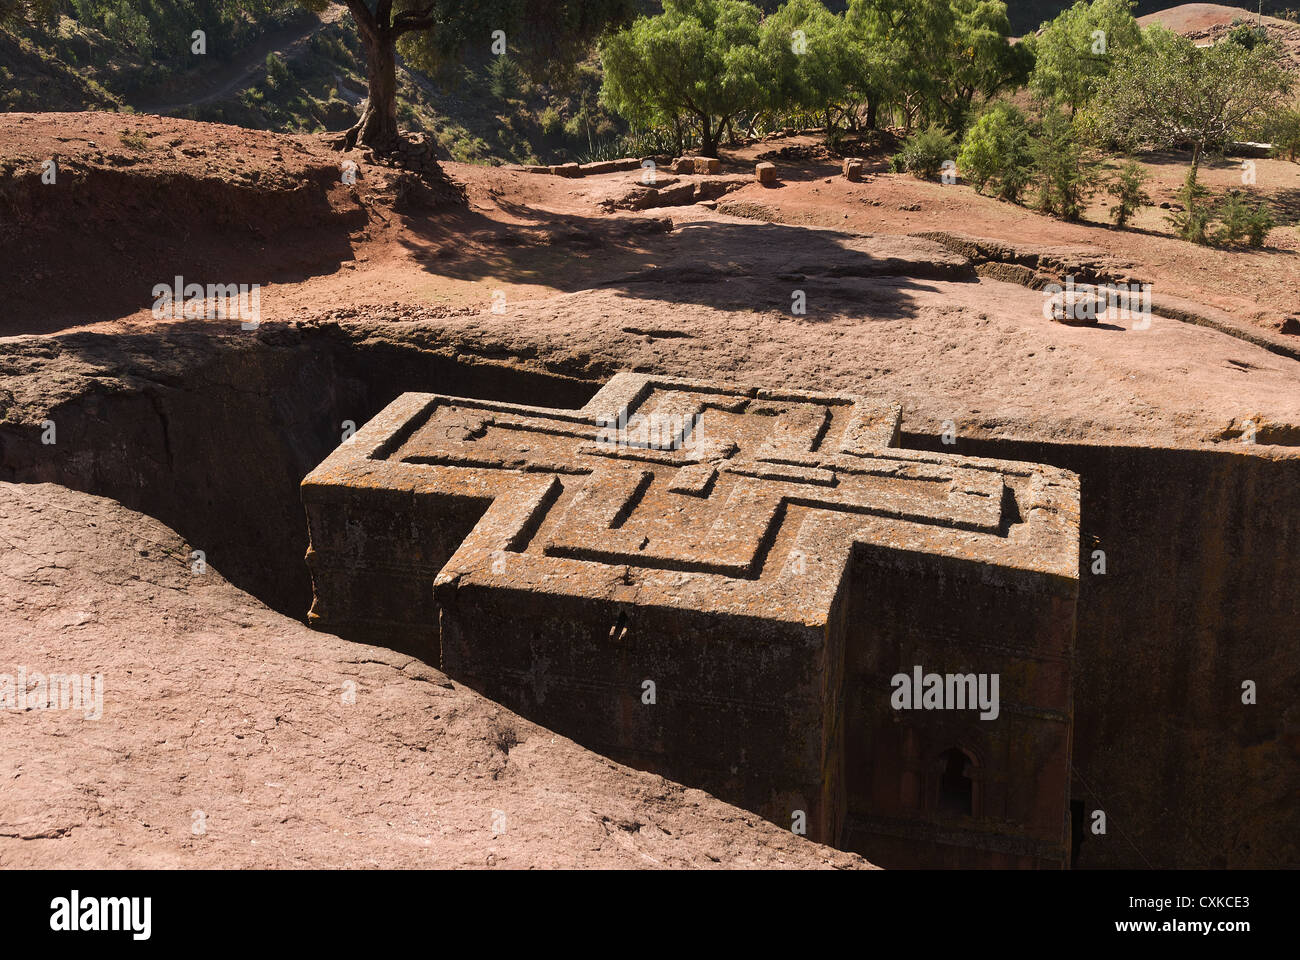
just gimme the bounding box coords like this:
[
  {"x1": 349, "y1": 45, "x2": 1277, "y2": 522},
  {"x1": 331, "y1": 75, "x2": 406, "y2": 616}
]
[{"x1": 3, "y1": 113, "x2": 1299, "y2": 455}]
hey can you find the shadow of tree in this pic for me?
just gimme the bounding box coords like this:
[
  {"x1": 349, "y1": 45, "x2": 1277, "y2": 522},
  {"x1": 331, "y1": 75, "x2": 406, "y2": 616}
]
[{"x1": 393, "y1": 195, "x2": 973, "y2": 322}]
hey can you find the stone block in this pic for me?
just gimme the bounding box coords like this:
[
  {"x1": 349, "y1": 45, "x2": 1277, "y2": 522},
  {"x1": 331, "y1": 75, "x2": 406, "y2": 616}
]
[
  {"x1": 842, "y1": 158, "x2": 864, "y2": 181},
  {"x1": 755, "y1": 161, "x2": 777, "y2": 184}
]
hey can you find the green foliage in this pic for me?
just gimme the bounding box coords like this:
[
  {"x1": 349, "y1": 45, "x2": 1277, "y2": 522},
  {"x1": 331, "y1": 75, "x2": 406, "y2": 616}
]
[
  {"x1": 1166, "y1": 168, "x2": 1213, "y2": 244},
  {"x1": 1264, "y1": 99, "x2": 1300, "y2": 161},
  {"x1": 756, "y1": 0, "x2": 849, "y2": 119},
  {"x1": 1215, "y1": 191, "x2": 1275, "y2": 247},
  {"x1": 538, "y1": 106, "x2": 564, "y2": 137},
  {"x1": 1105, "y1": 158, "x2": 1150, "y2": 227},
  {"x1": 844, "y1": 0, "x2": 1030, "y2": 131},
  {"x1": 265, "y1": 51, "x2": 290, "y2": 89},
  {"x1": 1092, "y1": 24, "x2": 1292, "y2": 170},
  {"x1": 1031, "y1": 110, "x2": 1099, "y2": 219},
  {"x1": 599, "y1": 0, "x2": 764, "y2": 156},
  {"x1": 393, "y1": 0, "x2": 634, "y2": 86},
  {"x1": 1027, "y1": 0, "x2": 1142, "y2": 114},
  {"x1": 890, "y1": 124, "x2": 958, "y2": 180},
  {"x1": 1245, "y1": 202, "x2": 1276, "y2": 247},
  {"x1": 487, "y1": 54, "x2": 524, "y2": 101},
  {"x1": 957, "y1": 102, "x2": 1032, "y2": 200},
  {"x1": 1226, "y1": 21, "x2": 1267, "y2": 49}
]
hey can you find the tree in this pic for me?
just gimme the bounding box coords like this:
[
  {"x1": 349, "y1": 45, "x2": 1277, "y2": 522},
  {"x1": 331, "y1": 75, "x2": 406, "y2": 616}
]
[
  {"x1": 1027, "y1": 0, "x2": 1143, "y2": 116},
  {"x1": 755, "y1": 0, "x2": 849, "y2": 137},
  {"x1": 841, "y1": 0, "x2": 909, "y2": 130},
  {"x1": 941, "y1": 0, "x2": 1033, "y2": 129},
  {"x1": 600, "y1": 0, "x2": 763, "y2": 157},
  {"x1": 1091, "y1": 25, "x2": 1292, "y2": 183},
  {"x1": 309, "y1": 1, "x2": 633, "y2": 151},
  {"x1": 843, "y1": 0, "x2": 1028, "y2": 131}
]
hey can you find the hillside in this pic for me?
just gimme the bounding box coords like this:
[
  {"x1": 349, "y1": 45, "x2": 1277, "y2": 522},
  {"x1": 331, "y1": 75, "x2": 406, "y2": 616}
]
[
  {"x1": 1, "y1": 2, "x2": 623, "y2": 165},
  {"x1": 1011, "y1": 0, "x2": 1300, "y2": 33}
]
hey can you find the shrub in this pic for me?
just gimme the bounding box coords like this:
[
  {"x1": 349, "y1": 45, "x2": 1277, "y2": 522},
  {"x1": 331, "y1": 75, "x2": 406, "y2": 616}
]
[
  {"x1": 538, "y1": 106, "x2": 564, "y2": 137},
  {"x1": 1247, "y1": 203, "x2": 1274, "y2": 247},
  {"x1": 488, "y1": 55, "x2": 524, "y2": 101},
  {"x1": 1031, "y1": 111, "x2": 1099, "y2": 220},
  {"x1": 265, "y1": 52, "x2": 290, "y2": 90},
  {"x1": 890, "y1": 124, "x2": 958, "y2": 180},
  {"x1": 1215, "y1": 190, "x2": 1254, "y2": 245},
  {"x1": 1267, "y1": 102, "x2": 1300, "y2": 161},
  {"x1": 1106, "y1": 159, "x2": 1151, "y2": 228},
  {"x1": 1227, "y1": 21, "x2": 1266, "y2": 49},
  {"x1": 1167, "y1": 168, "x2": 1213, "y2": 244},
  {"x1": 957, "y1": 104, "x2": 1032, "y2": 201}
]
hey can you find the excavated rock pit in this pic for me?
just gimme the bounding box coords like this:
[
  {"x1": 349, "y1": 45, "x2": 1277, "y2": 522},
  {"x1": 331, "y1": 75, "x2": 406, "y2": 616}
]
[{"x1": 1, "y1": 321, "x2": 1295, "y2": 868}]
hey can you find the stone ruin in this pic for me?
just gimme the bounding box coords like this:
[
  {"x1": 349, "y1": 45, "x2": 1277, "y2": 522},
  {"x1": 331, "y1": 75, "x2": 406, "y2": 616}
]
[{"x1": 302, "y1": 374, "x2": 1080, "y2": 867}]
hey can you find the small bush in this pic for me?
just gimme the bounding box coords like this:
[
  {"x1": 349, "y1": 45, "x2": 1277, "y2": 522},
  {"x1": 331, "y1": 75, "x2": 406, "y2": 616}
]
[
  {"x1": 1227, "y1": 22, "x2": 1266, "y2": 49},
  {"x1": 265, "y1": 52, "x2": 290, "y2": 90},
  {"x1": 1215, "y1": 191, "x2": 1255, "y2": 245},
  {"x1": 890, "y1": 125, "x2": 958, "y2": 180},
  {"x1": 1167, "y1": 169, "x2": 1213, "y2": 244},
  {"x1": 539, "y1": 106, "x2": 564, "y2": 137},
  {"x1": 957, "y1": 104, "x2": 1032, "y2": 201},
  {"x1": 488, "y1": 55, "x2": 524, "y2": 101},
  {"x1": 1106, "y1": 159, "x2": 1151, "y2": 228},
  {"x1": 1246, "y1": 203, "x2": 1275, "y2": 247},
  {"x1": 1031, "y1": 112, "x2": 1099, "y2": 220},
  {"x1": 1266, "y1": 102, "x2": 1300, "y2": 161}
]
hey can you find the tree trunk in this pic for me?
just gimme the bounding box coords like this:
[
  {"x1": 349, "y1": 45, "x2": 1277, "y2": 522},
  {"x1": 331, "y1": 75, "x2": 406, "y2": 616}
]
[
  {"x1": 866, "y1": 96, "x2": 878, "y2": 131},
  {"x1": 700, "y1": 115, "x2": 716, "y2": 157},
  {"x1": 344, "y1": 29, "x2": 400, "y2": 151}
]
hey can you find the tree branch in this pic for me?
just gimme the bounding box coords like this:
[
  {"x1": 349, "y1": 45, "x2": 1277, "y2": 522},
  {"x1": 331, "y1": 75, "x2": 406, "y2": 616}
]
[
  {"x1": 392, "y1": 5, "x2": 438, "y2": 36},
  {"x1": 345, "y1": 0, "x2": 380, "y2": 42}
]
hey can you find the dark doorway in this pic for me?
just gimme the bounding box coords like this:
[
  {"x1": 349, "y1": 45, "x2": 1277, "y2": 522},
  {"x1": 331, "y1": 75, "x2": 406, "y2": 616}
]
[{"x1": 938, "y1": 748, "x2": 973, "y2": 816}]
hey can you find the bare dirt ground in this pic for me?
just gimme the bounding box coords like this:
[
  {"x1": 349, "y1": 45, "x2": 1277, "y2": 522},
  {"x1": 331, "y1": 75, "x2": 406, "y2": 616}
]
[{"x1": 6, "y1": 111, "x2": 1297, "y2": 448}]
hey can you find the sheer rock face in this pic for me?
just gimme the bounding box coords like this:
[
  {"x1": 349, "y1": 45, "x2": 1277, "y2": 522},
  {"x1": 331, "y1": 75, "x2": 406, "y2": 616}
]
[{"x1": 303, "y1": 373, "x2": 1081, "y2": 866}]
